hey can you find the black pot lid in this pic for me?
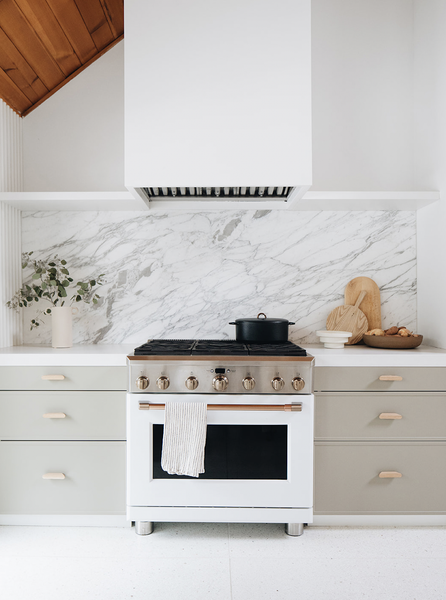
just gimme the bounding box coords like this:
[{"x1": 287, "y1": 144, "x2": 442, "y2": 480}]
[{"x1": 231, "y1": 313, "x2": 294, "y2": 324}]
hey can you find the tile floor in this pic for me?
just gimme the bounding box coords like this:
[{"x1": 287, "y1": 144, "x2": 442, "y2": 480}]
[{"x1": 1, "y1": 523, "x2": 446, "y2": 600}]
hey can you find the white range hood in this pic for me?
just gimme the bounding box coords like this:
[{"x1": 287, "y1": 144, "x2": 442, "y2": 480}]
[{"x1": 124, "y1": 0, "x2": 312, "y2": 209}]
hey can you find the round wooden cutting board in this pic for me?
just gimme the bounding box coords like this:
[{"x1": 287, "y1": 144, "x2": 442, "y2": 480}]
[
  {"x1": 345, "y1": 277, "x2": 381, "y2": 331},
  {"x1": 326, "y1": 290, "x2": 368, "y2": 345}
]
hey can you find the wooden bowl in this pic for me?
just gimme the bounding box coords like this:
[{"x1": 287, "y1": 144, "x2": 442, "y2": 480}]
[{"x1": 363, "y1": 334, "x2": 423, "y2": 349}]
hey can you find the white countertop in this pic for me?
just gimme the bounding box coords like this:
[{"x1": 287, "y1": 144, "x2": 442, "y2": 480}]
[
  {"x1": 0, "y1": 344, "x2": 446, "y2": 367},
  {"x1": 0, "y1": 343, "x2": 446, "y2": 367},
  {"x1": 305, "y1": 343, "x2": 446, "y2": 367}
]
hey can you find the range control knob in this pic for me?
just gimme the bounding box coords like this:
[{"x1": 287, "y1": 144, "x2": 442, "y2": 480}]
[
  {"x1": 291, "y1": 377, "x2": 305, "y2": 391},
  {"x1": 136, "y1": 375, "x2": 149, "y2": 390},
  {"x1": 271, "y1": 376, "x2": 285, "y2": 391},
  {"x1": 185, "y1": 376, "x2": 199, "y2": 390},
  {"x1": 213, "y1": 374, "x2": 229, "y2": 392},
  {"x1": 242, "y1": 376, "x2": 255, "y2": 391},
  {"x1": 156, "y1": 376, "x2": 170, "y2": 390}
]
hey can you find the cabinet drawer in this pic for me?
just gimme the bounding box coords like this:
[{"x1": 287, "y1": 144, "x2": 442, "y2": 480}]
[
  {"x1": 315, "y1": 442, "x2": 446, "y2": 514},
  {"x1": 0, "y1": 366, "x2": 126, "y2": 391},
  {"x1": 315, "y1": 392, "x2": 446, "y2": 440},
  {"x1": 314, "y1": 367, "x2": 446, "y2": 392},
  {"x1": 0, "y1": 391, "x2": 126, "y2": 440},
  {"x1": 0, "y1": 442, "x2": 125, "y2": 514}
]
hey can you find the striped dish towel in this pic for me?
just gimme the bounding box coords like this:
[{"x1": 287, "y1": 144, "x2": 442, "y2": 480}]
[{"x1": 161, "y1": 402, "x2": 207, "y2": 477}]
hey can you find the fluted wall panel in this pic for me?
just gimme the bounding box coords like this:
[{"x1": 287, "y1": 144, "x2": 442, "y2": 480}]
[{"x1": 0, "y1": 99, "x2": 23, "y2": 347}]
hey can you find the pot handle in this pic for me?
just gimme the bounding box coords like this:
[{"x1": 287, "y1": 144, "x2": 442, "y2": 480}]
[
  {"x1": 288, "y1": 322, "x2": 295, "y2": 326},
  {"x1": 229, "y1": 322, "x2": 236, "y2": 325}
]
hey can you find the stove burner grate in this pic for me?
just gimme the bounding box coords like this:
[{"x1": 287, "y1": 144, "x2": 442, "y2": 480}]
[{"x1": 133, "y1": 339, "x2": 307, "y2": 357}]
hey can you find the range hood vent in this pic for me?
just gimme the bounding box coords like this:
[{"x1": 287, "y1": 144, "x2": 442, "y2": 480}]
[{"x1": 125, "y1": 0, "x2": 312, "y2": 210}]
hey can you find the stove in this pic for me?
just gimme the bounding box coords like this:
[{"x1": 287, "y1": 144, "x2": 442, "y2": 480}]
[
  {"x1": 126, "y1": 339, "x2": 314, "y2": 537},
  {"x1": 129, "y1": 339, "x2": 313, "y2": 394}
]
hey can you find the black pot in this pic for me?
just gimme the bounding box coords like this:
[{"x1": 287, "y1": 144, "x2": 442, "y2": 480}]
[{"x1": 229, "y1": 313, "x2": 295, "y2": 343}]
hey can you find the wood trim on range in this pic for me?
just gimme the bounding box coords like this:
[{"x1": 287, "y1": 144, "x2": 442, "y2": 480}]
[{"x1": 128, "y1": 355, "x2": 315, "y2": 363}]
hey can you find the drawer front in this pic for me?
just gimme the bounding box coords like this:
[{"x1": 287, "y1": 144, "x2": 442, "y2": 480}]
[
  {"x1": 0, "y1": 366, "x2": 127, "y2": 391},
  {"x1": 0, "y1": 442, "x2": 125, "y2": 514},
  {"x1": 315, "y1": 442, "x2": 446, "y2": 514},
  {"x1": 315, "y1": 392, "x2": 446, "y2": 440},
  {"x1": 314, "y1": 367, "x2": 446, "y2": 392},
  {"x1": 0, "y1": 391, "x2": 126, "y2": 440}
]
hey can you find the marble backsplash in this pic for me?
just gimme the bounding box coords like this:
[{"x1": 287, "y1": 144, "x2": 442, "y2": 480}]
[{"x1": 20, "y1": 210, "x2": 417, "y2": 345}]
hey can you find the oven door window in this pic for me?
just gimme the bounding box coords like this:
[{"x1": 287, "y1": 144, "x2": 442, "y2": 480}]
[{"x1": 152, "y1": 424, "x2": 287, "y2": 479}]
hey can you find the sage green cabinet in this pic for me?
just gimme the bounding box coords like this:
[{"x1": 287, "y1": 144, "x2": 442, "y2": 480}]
[
  {"x1": 0, "y1": 365, "x2": 126, "y2": 517},
  {"x1": 314, "y1": 366, "x2": 446, "y2": 515}
]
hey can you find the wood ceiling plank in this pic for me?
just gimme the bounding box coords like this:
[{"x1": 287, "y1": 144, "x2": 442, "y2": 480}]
[
  {"x1": 74, "y1": 0, "x2": 113, "y2": 52},
  {"x1": 99, "y1": 0, "x2": 124, "y2": 39},
  {"x1": 13, "y1": 0, "x2": 81, "y2": 76},
  {"x1": 45, "y1": 0, "x2": 97, "y2": 64},
  {"x1": 0, "y1": 0, "x2": 64, "y2": 90},
  {"x1": 0, "y1": 67, "x2": 32, "y2": 114},
  {"x1": 0, "y1": 27, "x2": 48, "y2": 104}
]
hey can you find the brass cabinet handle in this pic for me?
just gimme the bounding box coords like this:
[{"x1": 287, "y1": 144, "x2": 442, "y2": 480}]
[
  {"x1": 379, "y1": 413, "x2": 402, "y2": 420},
  {"x1": 42, "y1": 473, "x2": 65, "y2": 480},
  {"x1": 41, "y1": 375, "x2": 65, "y2": 381},
  {"x1": 43, "y1": 413, "x2": 66, "y2": 419},
  {"x1": 379, "y1": 471, "x2": 402, "y2": 478},
  {"x1": 379, "y1": 375, "x2": 403, "y2": 381}
]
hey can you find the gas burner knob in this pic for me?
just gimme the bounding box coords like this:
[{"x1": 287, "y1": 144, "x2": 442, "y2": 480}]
[
  {"x1": 185, "y1": 376, "x2": 199, "y2": 390},
  {"x1": 136, "y1": 376, "x2": 149, "y2": 390},
  {"x1": 242, "y1": 376, "x2": 255, "y2": 391},
  {"x1": 291, "y1": 377, "x2": 305, "y2": 391},
  {"x1": 271, "y1": 376, "x2": 285, "y2": 391},
  {"x1": 156, "y1": 376, "x2": 170, "y2": 390},
  {"x1": 213, "y1": 375, "x2": 229, "y2": 392}
]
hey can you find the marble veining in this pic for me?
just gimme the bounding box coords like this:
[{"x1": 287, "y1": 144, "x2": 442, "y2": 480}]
[{"x1": 21, "y1": 210, "x2": 417, "y2": 345}]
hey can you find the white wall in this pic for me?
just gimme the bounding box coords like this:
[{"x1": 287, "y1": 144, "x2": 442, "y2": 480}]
[
  {"x1": 312, "y1": 0, "x2": 415, "y2": 191},
  {"x1": 23, "y1": 42, "x2": 126, "y2": 192},
  {"x1": 415, "y1": 0, "x2": 446, "y2": 348}
]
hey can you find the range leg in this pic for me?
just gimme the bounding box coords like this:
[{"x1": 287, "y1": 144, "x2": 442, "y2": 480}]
[
  {"x1": 135, "y1": 521, "x2": 154, "y2": 535},
  {"x1": 285, "y1": 523, "x2": 304, "y2": 536}
]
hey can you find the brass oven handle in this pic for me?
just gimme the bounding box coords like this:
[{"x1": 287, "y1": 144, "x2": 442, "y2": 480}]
[
  {"x1": 41, "y1": 375, "x2": 65, "y2": 381},
  {"x1": 379, "y1": 471, "x2": 402, "y2": 478},
  {"x1": 379, "y1": 375, "x2": 403, "y2": 381},
  {"x1": 379, "y1": 413, "x2": 402, "y2": 420},
  {"x1": 139, "y1": 403, "x2": 302, "y2": 412}
]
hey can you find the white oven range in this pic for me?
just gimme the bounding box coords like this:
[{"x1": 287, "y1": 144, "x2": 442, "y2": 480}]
[{"x1": 126, "y1": 340, "x2": 314, "y2": 536}]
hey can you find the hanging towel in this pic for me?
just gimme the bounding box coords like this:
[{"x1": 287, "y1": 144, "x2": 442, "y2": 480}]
[{"x1": 161, "y1": 402, "x2": 207, "y2": 478}]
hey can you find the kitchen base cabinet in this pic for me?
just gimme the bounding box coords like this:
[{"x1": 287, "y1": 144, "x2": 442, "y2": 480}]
[
  {"x1": 0, "y1": 442, "x2": 125, "y2": 514},
  {"x1": 315, "y1": 441, "x2": 446, "y2": 514},
  {"x1": 314, "y1": 366, "x2": 446, "y2": 521},
  {"x1": 0, "y1": 365, "x2": 127, "y2": 526}
]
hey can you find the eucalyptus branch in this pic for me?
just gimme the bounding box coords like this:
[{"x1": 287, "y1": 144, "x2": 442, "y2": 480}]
[{"x1": 7, "y1": 252, "x2": 105, "y2": 330}]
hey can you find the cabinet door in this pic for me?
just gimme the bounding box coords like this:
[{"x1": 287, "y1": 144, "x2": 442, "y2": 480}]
[
  {"x1": 315, "y1": 441, "x2": 446, "y2": 514},
  {"x1": 0, "y1": 366, "x2": 127, "y2": 391},
  {"x1": 314, "y1": 367, "x2": 446, "y2": 392},
  {"x1": 0, "y1": 442, "x2": 125, "y2": 514},
  {"x1": 0, "y1": 391, "x2": 126, "y2": 441},
  {"x1": 315, "y1": 393, "x2": 446, "y2": 440}
]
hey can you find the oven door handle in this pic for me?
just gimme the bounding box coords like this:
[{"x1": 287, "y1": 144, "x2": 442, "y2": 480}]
[{"x1": 138, "y1": 402, "x2": 302, "y2": 412}]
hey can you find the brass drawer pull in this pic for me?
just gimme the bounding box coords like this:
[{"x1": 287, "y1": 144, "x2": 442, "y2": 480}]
[
  {"x1": 42, "y1": 473, "x2": 66, "y2": 480},
  {"x1": 379, "y1": 471, "x2": 402, "y2": 478},
  {"x1": 379, "y1": 375, "x2": 403, "y2": 381},
  {"x1": 43, "y1": 413, "x2": 66, "y2": 419},
  {"x1": 41, "y1": 375, "x2": 65, "y2": 381},
  {"x1": 379, "y1": 413, "x2": 402, "y2": 420}
]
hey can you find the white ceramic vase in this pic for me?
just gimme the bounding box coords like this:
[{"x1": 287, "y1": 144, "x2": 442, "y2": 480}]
[{"x1": 51, "y1": 306, "x2": 78, "y2": 348}]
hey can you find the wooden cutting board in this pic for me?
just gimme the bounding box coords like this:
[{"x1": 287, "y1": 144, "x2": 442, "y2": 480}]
[
  {"x1": 326, "y1": 290, "x2": 368, "y2": 345},
  {"x1": 345, "y1": 277, "x2": 381, "y2": 331}
]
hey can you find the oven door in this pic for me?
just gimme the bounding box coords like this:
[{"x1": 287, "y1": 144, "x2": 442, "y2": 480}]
[{"x1": 127, "y1": 394, "x2": 313, "y2": 509}]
